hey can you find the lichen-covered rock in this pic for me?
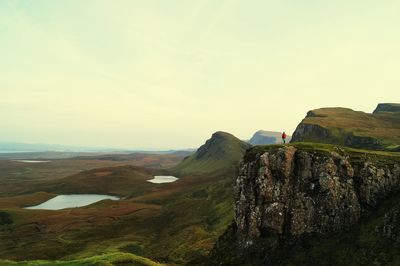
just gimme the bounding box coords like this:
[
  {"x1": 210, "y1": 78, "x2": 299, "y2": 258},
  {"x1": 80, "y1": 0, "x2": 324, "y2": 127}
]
[
  {"x1": 235, "y1": 146, "x2": 400, "y2": 246},
  {"x1": 357, "y1": 162, "x2": 400, "y2": 207}
]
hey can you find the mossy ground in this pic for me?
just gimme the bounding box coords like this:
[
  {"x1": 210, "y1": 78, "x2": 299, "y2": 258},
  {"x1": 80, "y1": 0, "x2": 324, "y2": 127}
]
[{"x1": 0, "y1": 252, "x2": 162, "y2": 266}]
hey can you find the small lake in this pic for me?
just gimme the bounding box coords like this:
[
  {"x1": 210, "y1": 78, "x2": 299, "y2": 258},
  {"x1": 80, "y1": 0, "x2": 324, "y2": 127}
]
[
  {"x1": 13, "y1": 160, "x2": 50, "y2": 163},
  {"x1": 25, "y1": 194, "x2": 120, "y2": 210},
  {"x1": 147, "y1": 175, "x2": 178, "y2": 184}
]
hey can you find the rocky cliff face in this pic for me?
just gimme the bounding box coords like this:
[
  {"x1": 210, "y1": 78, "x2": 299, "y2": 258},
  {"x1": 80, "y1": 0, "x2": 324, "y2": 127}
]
[
  {"x1": 209, "y1": 104, "x2": 400, "y2": 265},
  {"x1": 209, "y1": 144, "x2": 400, "y2": 265},
  {"x1": 235, "y1": 145, "x2": 400, "y2": 244},
  {"x1": 379, "y1": 203, "x2": 400, "y2": 243},
  {"x1": 292, "y1": 122, "x2": 384, "y2": 150}
]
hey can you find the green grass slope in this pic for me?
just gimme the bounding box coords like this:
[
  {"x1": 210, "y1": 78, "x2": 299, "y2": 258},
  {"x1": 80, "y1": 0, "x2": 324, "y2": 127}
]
[
  {"x1": 0, "y1": 252, "x2": 162, "y2": 266},
  {"x1": 171, "y1": 131, "x2": 251, "y2": 175},
  {"x1": 291, "y1": 103, "x2": 400, "y2": 151}
]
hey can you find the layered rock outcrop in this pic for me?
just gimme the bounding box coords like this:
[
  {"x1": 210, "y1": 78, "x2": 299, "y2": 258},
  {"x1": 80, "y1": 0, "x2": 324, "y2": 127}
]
[
  {"x1": 291, "y1": 104, "x2": 400, "y2": 151},
  {"x1": 235, "y1": 146, "x2": 400, "y2": 244}
]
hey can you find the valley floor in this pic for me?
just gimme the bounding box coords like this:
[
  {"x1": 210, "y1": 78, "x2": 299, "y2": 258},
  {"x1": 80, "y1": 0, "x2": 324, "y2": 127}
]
[{"x1": 0, "y1": 153, "x2": 235, "y2": 265}]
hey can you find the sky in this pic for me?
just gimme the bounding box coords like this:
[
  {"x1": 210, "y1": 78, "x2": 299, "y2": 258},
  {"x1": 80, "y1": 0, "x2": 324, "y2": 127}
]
[{"x1": 1, "y1": 0, "x2": 400, "y2": 150}]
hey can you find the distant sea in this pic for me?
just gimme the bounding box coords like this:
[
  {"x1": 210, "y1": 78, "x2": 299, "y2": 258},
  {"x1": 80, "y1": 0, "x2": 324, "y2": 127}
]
[{"x1": 0, "y1": 150, "x2": 34, "y2": 153}]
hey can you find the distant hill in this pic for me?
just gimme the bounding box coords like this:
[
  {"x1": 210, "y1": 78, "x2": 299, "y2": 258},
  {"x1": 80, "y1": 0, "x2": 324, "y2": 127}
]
[
  {"x1": 171, "y1": 131, "x2": 251, "y2": 175},
  {"x1": 373, "y1": 103, "x2": 400, "y2": 114},
  {"x1": 291, "y1": 103, "x2": 400, "y2": 151},
  {"x1": 0, "y1": 141, "x2": 195, "y2": 159},
  {"x1": 0, "y1": 142, "x2": 115, "y2": 153},
  {"x1": 247, "y1": 130, "x2": 291, "y2": 145}
]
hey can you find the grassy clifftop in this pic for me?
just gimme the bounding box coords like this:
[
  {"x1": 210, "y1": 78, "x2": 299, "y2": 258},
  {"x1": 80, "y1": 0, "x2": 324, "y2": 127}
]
[
  {"x1": 244, "y1": 142, "x2": 400, "y2": 164},
  {"x1": 291, "y1": 104, "x2": 400, "y2": 151}
]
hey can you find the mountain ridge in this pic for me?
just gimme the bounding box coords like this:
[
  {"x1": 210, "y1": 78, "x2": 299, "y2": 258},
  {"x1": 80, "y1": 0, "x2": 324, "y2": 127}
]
[{"x1": 291, "y1": 103, "x2": 400, "y2": 151}]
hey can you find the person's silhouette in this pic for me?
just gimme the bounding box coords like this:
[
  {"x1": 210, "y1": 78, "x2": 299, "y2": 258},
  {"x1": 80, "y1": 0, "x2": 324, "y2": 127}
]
[{"x1": 282, "y1": 131, "x2": 287, "y2": 144}]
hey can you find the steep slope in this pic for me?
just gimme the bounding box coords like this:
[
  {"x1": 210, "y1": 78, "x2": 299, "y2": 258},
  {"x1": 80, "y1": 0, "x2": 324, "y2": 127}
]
[
  {"x1": 210, "y1": 143, "x2": 400, "y2": 265},
  {"x1": 374, "y1": 103, "x2": 400, "y2": 114},
  {"x1": 248, "y1": 130, "x2": 291, "y2": 145},
  {"x1": 171, "y1": 131, "x2": 251, "y2": 175},
  {"x1": 291, "y1": 103, "x2": 400, "y2": 151}
]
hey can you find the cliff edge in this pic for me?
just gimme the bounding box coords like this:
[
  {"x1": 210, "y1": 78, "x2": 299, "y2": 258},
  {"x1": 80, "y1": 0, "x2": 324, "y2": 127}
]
[{"x1": 210, "y1": 144, "x2": 400, "y2": 265}]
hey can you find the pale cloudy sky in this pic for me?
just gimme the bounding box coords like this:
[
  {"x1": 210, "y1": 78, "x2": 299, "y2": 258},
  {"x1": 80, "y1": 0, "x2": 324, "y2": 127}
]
[{"x1": 1, "y1": 0, "x2": 399, "y2": 149}]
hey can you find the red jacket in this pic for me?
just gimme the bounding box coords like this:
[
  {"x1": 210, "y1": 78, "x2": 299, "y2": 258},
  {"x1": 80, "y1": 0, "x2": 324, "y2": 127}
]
[{"x1": 282, "y1": 133, "x2": 286, "y2": 139}]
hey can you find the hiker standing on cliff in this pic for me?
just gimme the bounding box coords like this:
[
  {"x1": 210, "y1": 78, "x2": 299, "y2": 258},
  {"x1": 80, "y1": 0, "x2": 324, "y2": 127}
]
[{"x1": 282, "y1": 131, "x2": 287, "y2": 144}]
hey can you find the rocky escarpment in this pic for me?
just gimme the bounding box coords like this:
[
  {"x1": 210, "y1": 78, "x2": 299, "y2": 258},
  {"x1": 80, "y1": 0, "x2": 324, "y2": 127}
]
[
  {"x1": 291, "y1": 122, "x2": 383, "y2": 150},
  {"x1": 291, "y1": 104, "x2": 400, "y2": 151},
  {"x1": 209, "y1": 144, "x2": 400, "y2": 265},
  {"x1": 236, "y1": 146, "x2": 400, "y2": 243}
]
